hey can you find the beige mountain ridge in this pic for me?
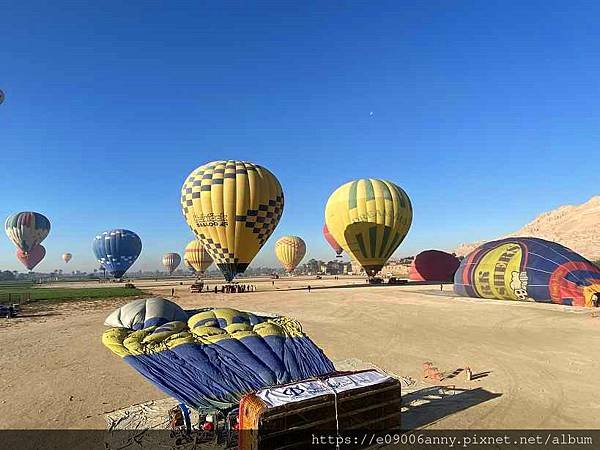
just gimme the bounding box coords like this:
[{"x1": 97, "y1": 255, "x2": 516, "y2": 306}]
[{"x1": 454, "y1": 195, "x2": 600, "y2": 261}]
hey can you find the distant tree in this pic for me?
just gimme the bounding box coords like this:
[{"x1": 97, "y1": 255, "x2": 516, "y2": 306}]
[{"x1": 0, "y1": 270, "x2": 16, "y2": 281}]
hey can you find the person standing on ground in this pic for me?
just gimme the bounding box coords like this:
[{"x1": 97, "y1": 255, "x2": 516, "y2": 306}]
[
  {"x1": 171, "y1": 288, "x2": 175, "y2": 297},
  {"x1": 307, "y1": 285, "x2": 311, "y2": 293}
]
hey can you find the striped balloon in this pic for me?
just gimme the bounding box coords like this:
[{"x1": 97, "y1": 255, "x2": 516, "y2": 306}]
[
  {"x1": 275, "y1": 236, "x2": 306, "y2": 273},
  {"x1": 325, "y1": 179, "x2": 412, "y2": 277},
  {"x1": 323, "y1": 224, "x2": 343, "y2": 257},
  {"x1": 162, "y1": 253, "x2": 182, "y2": 274},
  {"x1": 93, "y1": 229, "x2": 142, "y2": 278},
  {"x1": 184, "y1": 240, "x2": 213, "y2": 274},
  {"x1": 5, "y1": 212, "x2": 51, "y2": 254},
  {"x1": 62, "y1": 253, "x2": 73, "y2": 263}
]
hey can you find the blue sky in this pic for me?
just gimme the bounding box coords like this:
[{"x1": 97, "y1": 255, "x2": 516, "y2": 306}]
[{"x1": 1, "y1": 0, "x2": 599, "y2": 272}]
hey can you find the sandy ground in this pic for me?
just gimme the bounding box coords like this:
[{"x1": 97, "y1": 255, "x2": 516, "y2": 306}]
[{"x1": 1, "y1": 276, "x2": 600, "y2": 430}]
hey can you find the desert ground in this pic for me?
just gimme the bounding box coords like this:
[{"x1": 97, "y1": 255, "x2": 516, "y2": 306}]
[{"x1": 1, "y1": 275, "x2": 599, "y2": 430}]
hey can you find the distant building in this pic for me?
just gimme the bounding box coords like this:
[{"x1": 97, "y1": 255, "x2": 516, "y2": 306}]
[
  {"x1": 350, "y1": 259, "x2": 364, "y2": 275},
  {"x1": 380, "y1": 259, "x2": 411, "y2": 277}
]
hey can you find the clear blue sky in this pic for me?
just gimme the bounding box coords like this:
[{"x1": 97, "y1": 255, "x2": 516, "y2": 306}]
[{"x1": 1, "y1": 0, "x2": 599, "y2": 272}]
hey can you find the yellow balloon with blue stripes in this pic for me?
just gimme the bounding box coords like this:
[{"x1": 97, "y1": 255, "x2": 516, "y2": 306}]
[
  {"x1": 325, "y1": 179, "x2": 412, "y2": 277},
  {"x1": 181, "y1": 160, "x2": 284, "y2": 282}
]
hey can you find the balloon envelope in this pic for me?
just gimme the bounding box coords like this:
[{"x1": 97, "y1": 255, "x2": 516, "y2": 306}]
[
  {"x1": 93, "y1": 229, "x2": 142, "y2": 278},
  {"x1": 104, "y1": 298, "x2": 188, "y2": 330},
  {"x1": 181, "y1": 160, "x2": 284, "y2": 282},
  {"x1": 454, "y1": 237, "x2": 600, "y2": 307},
  {"x1": 162, "y1": 253, "x2": 181, "y2": 274},
  {"x1": 102, "y1": 302, "x2": 335, "y2": 410},
  {"x1": 17, "y1": 244, "x2": 45, "y2": 270},
  {"x1": 325, "y1": 179, "x2": 412, "y2": 277},
  {"x1": 5, "y1": 212, "x2": 51, "y2": 253},
  {"x1": 409, "y1": 250, "x2": 460, "y2": 282},
  {"x1": 323, "y1": 224, "x2": 343, "y2": 256},
  {"x1": 275, "y1": 236, "x2": 306, "y2": 273},
  {"x1": 62, "y1": 253, "x2": 72, "y2": 263},
  {"x1": 184, "y1": 240, "x2": 213, "y2": 274}
]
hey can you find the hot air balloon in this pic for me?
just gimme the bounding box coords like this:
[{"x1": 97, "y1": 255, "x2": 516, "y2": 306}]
[
  {"x1": 16, "y1": 244, "x2": 46, "y2": 270},
  {"x1": 92, "y1": 229, "x2": 142, "y2": 279},
  {"x1": 324, "y1": 179, "x2": 412, "y2": 277},
  {"x1": 62, "y1": 253, "x2": 72, "y2": 263},
  {"x1": 274, "y1": 236, "x2": 306, "y2": 273},
  {"x1": 102, "y1": 300, "x2": 335, "y2": 410},
  {"x1": 409, "y1": 250, "x2": 460, "y2": 282},
  {"x1": 0, "y1": 89, "x2": 4, "y2": 104},
  {"x1": 184, "y1": 240, "x2": 213, "y2": 275},
  {"x1": 5, "y1": 212, "x2": 51, "y2": 254},
  {"x1": 162, "y1": 253, "x2": 181, "y2": 274},
  {"x1": 181, "y1": 160, "x2": 284, "y2": 282},
  {"x1": 454, "y1": 237, "x2": 600, "y2": 307},
  {"x1": 323, "y1": 224, "x2": 343, "y2": 258}
]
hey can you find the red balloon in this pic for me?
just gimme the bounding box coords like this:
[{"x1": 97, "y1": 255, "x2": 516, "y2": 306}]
[
  {"x1": 17, "y1": 244, "x2": 46, "y2": 271},
  {"x1": 409, "y1": 250, "x2": 460, "y2": 282},
  {"x1": 323, "y1": 224, "x2": 343, "y2": 256}
]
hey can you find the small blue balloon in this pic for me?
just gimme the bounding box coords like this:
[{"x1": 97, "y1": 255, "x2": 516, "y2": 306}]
[{"x1": 93, "y1": 229, "x2": 142, "y2": 278}]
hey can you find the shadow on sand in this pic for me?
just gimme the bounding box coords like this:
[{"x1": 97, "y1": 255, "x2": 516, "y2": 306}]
[{"x1": 401, "y1": 386, "x2": 501, "y2": 429}]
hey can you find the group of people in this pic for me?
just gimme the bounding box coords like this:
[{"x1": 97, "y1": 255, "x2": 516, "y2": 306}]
[{"x1": 215, "y1": 284, "x2": 256, "y2": 294}]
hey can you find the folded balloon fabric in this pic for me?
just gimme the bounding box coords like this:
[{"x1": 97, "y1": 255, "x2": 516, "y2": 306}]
[{"x1": 102, "y1": 299, "x2": 335, "y2": 410}]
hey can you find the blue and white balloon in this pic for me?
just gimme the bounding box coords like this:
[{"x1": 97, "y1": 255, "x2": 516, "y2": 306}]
[{"x1": 93, "y1": 229, "x2": 142, "y2": 278}]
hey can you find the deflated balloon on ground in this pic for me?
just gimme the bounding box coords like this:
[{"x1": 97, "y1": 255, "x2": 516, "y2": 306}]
[
  {"x1": 102, "y1": 299, "x2": 335, "y2": 410},
  {"x1": 409, "y1": 250, "x2": 460, "y2": 282},
  {"x1": 454, "y1": 237, "x2": 600, "y2": 306}
]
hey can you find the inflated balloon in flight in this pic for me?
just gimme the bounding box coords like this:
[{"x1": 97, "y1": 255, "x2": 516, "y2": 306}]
[
  {"x1": 275, "y1": 236, "x2": 306, "y2": 273},
  {"x1": 5, "y1": 211, "x2": 51, "y2": 253},
  {"x1": 92, "y1": 229, "x2": 142, "y2": 278},
  {"x1": 325, "y1": 179, "x2": 412, "y2": 277},
  {"x1": 323, "y1": 224, "x2": 343, "y2": 257},
  {"x1": 62, "y1": 253, "x2": 72, "y2": 263},
  {"x1": 102, "y1": 301, "x2": 334, "y2": 410},
  {"x1": 184, "y1": 239, "x2": 213, "y2": 275},
  {"x1": 454, "y1": 237, "x2": 600, "y2": 307},
  {"x1": 162, "y1": 253, "x2": 181, "y2": 274},
  {"x1": 0, "y1": 89, "x2": 4, "y2": 105},
  {"x1": 181, "y1": 160, "x2": 284, "y2": 282},
  {"x1": 16, "y1": 244, "x2": 46, "y2": 270}
]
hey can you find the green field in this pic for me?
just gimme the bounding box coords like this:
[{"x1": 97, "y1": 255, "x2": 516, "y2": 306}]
[{"x1": 0, "y1": 282, "x2": 145, "y2": 304}]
